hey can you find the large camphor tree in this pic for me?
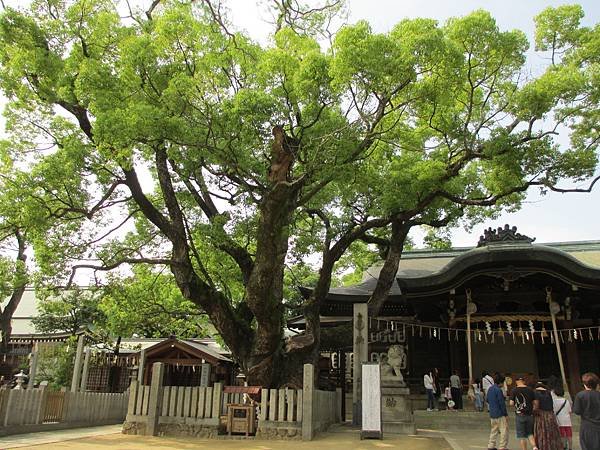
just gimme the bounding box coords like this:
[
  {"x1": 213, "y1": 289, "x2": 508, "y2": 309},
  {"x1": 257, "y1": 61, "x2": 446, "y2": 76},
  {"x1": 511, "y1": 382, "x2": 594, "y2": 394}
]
[{"x1": 0, "y1": 1, "x2": 598, "y2": 386}]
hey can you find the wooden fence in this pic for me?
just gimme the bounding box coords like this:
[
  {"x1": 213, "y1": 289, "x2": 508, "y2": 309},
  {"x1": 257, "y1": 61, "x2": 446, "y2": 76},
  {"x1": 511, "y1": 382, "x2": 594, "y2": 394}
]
[
  {"x1": 259, "y1": 388, "x2": 302, "y2": 423},
  {"x1": 127, "y1": 381, "x2": 222, "y2": 420},
  {"x1": 0, "y1": 388, "x2": 128, "y2": 433},
  {"x1": 123, "y1": 362, "x2": 341, "y2": 441}
]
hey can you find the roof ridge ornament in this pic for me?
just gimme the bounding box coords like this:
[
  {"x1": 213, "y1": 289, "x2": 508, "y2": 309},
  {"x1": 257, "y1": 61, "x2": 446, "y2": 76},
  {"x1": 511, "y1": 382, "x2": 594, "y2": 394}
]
[{"x1": 477, "y1": 224, "x2": 536, "y2": 247}]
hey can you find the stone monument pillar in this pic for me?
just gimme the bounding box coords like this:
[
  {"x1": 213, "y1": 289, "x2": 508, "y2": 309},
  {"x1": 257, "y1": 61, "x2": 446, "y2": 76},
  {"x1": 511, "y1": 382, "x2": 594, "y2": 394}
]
[{"x1": 352, "y1": 303, "x2": 368, "y2": 426}]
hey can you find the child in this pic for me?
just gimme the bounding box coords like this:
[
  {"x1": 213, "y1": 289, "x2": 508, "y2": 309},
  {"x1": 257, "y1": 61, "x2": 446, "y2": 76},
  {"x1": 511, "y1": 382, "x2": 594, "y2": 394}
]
[
  {"x1": 553, "y1": 385, "x2": 572, "y2": 450},
  {"x1": 473, "y1": 378, "x2": 484, "y2": 412},
  {"x1": 445, "y1": 383, "x2": 455, "y2": 410}
]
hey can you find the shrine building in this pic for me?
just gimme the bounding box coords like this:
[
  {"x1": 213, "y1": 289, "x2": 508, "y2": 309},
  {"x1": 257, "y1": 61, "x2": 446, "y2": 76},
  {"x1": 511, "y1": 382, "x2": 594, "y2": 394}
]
[{"x1": 290, "y1": 225, "x2": 600, "y2": 402}]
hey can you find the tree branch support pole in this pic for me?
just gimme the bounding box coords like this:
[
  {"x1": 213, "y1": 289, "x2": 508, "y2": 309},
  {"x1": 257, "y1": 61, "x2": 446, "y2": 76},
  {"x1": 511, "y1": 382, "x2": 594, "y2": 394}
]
[
  {"x1": 547, "y1": 287, "x2": 570, "y2": 399},
  {"x1": 70, "y1": 334, "x2": 85, "y2": 392},
  {"x1": 352, "y1": 303, "x2": 368, "y2": 426}
]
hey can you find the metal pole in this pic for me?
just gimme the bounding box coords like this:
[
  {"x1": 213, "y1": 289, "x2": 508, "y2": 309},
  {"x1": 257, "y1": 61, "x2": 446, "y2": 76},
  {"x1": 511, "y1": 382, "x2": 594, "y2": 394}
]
[{"x1": 547, "y1": 287, "x2": 570, "y2": 398}]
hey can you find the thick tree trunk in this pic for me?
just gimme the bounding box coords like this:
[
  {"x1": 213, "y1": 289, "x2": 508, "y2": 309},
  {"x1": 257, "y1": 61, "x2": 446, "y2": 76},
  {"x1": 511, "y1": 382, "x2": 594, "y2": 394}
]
[
  {"x1": 244, "y1": 182, "x2": 300, "y2": 386},
  {"x1": 368, "y1": 220, "x2": 410, "y2": 315},
  {"x1": 0, "y1": 231, "x2": 27, "y2": 354}
]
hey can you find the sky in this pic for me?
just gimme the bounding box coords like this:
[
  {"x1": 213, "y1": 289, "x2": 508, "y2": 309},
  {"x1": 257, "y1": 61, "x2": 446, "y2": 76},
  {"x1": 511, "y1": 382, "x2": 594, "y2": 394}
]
[{"x1": 1, "y1": 0, "x2": 599, "y2": 248}]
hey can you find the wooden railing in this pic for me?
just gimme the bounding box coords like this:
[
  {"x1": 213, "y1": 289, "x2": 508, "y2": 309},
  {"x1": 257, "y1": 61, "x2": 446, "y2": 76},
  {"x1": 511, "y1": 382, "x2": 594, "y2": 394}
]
[
  {"x1": 127, "y1": 381, "x2": 222, "y2": 420},
  {"x1": 259, "y1": 388, "x2": 303, "y2": 423},
  {"x1": 43, "y1": 391, "x2": 66, "y2": 423},
  {"x1": 0, "y1": 388, "x2": 128, "y2": 430}
]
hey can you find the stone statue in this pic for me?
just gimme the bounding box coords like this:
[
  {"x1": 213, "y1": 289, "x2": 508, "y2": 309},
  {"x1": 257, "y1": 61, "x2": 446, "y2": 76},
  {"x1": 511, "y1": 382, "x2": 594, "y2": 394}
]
[{"x1": 380, "y1": 345, "x2": 406, "y2": 386}]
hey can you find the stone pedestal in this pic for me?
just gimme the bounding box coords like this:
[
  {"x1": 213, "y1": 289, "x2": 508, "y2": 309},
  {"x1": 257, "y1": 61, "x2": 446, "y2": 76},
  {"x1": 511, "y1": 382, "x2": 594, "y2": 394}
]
[{"x1": 380, "y1": 383, "x2": 415, "y2": 435}]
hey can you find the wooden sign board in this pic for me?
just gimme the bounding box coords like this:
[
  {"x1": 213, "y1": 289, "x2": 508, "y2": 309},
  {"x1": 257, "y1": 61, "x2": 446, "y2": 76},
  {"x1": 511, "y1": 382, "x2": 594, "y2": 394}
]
[
  {"x1": 200, "y1": 363, "x2": 211, "y2": 387},
  {"x1": 361, "y1": 362, "x2": 382, "y2": 439}
]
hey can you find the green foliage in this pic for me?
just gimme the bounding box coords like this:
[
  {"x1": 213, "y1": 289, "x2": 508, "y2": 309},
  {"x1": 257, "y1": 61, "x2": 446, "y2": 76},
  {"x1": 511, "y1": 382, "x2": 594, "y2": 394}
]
[
  {"x1": 0, "y1": 2, "x2": 597, "y2": 377},
  {"x1": 99, "y1": 266, "x2": 211, "y2": 338},
  {"x1": 423, "y1": 227, "x2": 453, "y2": 250},
  {"x1": 35, "y1": 338, "x2": 76, "y2": 389},
  {"x1": 32, "y1": 287, "x2": 105, "y2": 335}
]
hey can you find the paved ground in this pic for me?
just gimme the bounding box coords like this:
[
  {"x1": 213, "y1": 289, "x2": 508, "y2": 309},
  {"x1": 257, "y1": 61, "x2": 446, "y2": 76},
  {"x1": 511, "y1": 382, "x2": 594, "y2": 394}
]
[
  {"x1": 0, "y1": 423, "x2": 581, "y2": 450},
  {"x1": 420, "y1": 427, "x2": 581, "y2": 450},
  {"x1": 0, "y1": 424, "x2": 449, "y2": 450}
]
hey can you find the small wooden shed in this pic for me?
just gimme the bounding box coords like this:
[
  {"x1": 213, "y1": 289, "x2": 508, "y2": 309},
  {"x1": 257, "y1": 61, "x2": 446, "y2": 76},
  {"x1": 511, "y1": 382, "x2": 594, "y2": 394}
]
[{"x1": 138, "y1": 337, "x2": 234, "y2": 386}]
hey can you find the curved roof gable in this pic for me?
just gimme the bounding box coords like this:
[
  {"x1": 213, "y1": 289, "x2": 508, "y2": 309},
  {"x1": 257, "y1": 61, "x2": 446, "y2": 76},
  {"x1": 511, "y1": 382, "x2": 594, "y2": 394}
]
[{"x1": 397, "y1": 243, "x2": 600, "y2": 296}]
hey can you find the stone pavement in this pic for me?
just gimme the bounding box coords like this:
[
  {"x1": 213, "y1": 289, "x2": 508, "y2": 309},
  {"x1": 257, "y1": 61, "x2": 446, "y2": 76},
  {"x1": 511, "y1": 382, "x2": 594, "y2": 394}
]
[
  {"x1": 0, "y1": 422, "x2": 582, "y2": 450},
  {"x1": 420, "y1": 427, "x2": 581, "y2": 450},
  {"x1": 0, "y1": 424, "x2": 123, "y2": 449},
  {"x1": 0, "y1": 423, "x2": 450, "y2": 449}
]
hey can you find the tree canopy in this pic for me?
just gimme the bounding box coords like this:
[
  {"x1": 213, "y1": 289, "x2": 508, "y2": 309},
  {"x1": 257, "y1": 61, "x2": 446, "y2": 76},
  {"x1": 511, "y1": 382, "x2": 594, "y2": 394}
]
[{"x1": 0, "y1": 1, "x2": 598, "y2": 386}]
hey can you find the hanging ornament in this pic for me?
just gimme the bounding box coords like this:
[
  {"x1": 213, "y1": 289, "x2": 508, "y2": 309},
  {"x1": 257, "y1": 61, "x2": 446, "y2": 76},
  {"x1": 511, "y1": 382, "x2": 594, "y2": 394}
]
[
  {"x1": 438, "y1": 328, "x2": 441, "y2": 340},
  {"x1": 560, "y1": 330, "x2": 565, "y2": 343},
  {"x1": 447, "y1": 328, "x2": 451, "y2": 341},
  {"x1": 517, "y1": 322, "x2": 525, "y2": 344},
  {"x1": 419, "y1": 326, "x2": 423, "y2": 338},
  {"x1": 485, "y1": 321, "x2": 492, "y2": 335},
  {"x1": 498, "y1": 325, "x2": 505, "y2": 344},
  {"x1": 506, "y1": 321, "x2": 513, "y2": 334},
  {"x1": 483, "y1": 329, "x2": 488, "y2": 343},
  {"x1": 491, "y1": 331, "x2": 495, "y2": 344},
  {"x1": 573, "y1": 329, "x2": 578, "y2": 341},
  {"x1": 429, "y1": 327, "x2": 432, "y2": 339},
  {"x1": 551, "y1": 332, "x2": 555, "y2": 344},
  {"x1": 540, "y1": 325, "x2": 548, "y2": 344},
  {"x1": 589, "y1": 328, "x2": 594, "y2": 341},
  {"x1": 528, "y1": 320, "x2": 535, "y2": 340},
  {"x1": 455, "y1": 329, "x2": 459, "y2": 341},
  {"x1": 433, "y1": 328, "x2": 437, "y2": 339}
]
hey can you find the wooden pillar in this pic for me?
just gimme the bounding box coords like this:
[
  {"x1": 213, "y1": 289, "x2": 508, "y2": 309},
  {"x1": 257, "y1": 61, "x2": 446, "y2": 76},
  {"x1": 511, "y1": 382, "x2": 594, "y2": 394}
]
[
  {"x1": 137, "y1": 349, "x2": 146, "y2": 384},
  {"x1": 352, "y1": 303, "x2": 368, "y2": 426},
  {"x1": 71, "y1": 335, "x2": 85, "y2": 392},
  {"x1": 339, "y1": 350, "x2": 346, "y2": 422},
  {"x1": 80, "y1": 348, "x2": 91, "y2": 392},
  {"x1": 548, "y1": 290, "x2": 570, "y2": 398}
]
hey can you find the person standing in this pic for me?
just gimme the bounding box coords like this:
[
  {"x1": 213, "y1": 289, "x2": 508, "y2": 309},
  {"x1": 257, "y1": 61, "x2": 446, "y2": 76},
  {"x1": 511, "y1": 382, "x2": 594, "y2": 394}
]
[
  {"x1": 450, "y1": 369, "x2": 463, "y2": 410},
  {"x1": 433, "y1": 367, "x2": 442, "y2": 408},
  {"x1": 533, "y1": 382, "x2": 562, "y2": 450},
  {"x1": 552, "y1": 385, "x2": 573, "y2": 450},
  {"x1": 487, "y1": 373, "x2": 509, "y2": 450},
  {"x1": 509, "y1": 376, "x2": 537, "y2": 450},
  {"x1": 473, "y1": 378, "x2": 484, "y2": 412},
  {"x1": 482, "y1": 371, "x2": 495, "y2": 410},
  {"x1": 424, "y1": 369, "x2": 436, "y2": 412},
  {"x1": 573, "y1": 372, "x2": 600, "y2": 450}
]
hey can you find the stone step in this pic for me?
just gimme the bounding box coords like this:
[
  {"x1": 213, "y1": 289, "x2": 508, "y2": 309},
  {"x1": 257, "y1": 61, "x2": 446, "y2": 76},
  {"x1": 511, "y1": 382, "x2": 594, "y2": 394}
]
[{"x1": 383, "y1": 420, "x2": 416, "y2": 435}]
